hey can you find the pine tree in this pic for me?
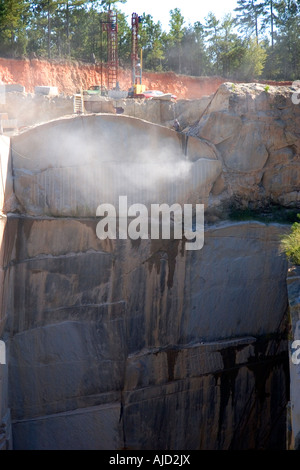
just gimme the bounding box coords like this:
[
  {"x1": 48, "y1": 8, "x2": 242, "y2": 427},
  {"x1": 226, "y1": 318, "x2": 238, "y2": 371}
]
[
  {"x1": 204, "y1": 12, "x2": 221, "y2": 75},
  {"x1": 234, "y1": 0, "x2": 265, "y2": 41},
  {"x1": 180, "y1": 22, "x2": 209, "y2": 76},
  {"x1": 91, "y1": 0, "x2": 126, "y2": 11},
  {"x1": 270, "y1": 0, "x2": 300, "y2": 79},
  {"x1": 260, "y1": 0, "x2": 281, "y2": 48},
  {"x1": 29, "y1": 1, "x2": 59, "y2": 58},
  {"x1": 205, "y1": 13, "x2": 248, "y2": 78},
  {"x1": 56, "y1": 1, "x2": 86, "y2": 56},
  {"x1": 168, "y1": 8, "x2": 185, "y2": 73},
  {"x1": 0, "y1": 0, "x2": 30, "y2": 57},
  {"x1": 138, "y1": 14, "x2": 164, "y2": 71},
  {"x1": 114, "y1": 9, "x2": 131, "y2": 68},
  {"x1": 237, "y1": 37, "x2": 267, "y2": 80},
  {"x1": 218, "y1": 14, "x2": 245, "y2": 77}
]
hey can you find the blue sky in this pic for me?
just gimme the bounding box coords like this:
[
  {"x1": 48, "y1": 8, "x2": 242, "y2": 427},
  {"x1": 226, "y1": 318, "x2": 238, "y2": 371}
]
[{"x1": 118, "y1": 0, "x2": 240, "y2": 31}]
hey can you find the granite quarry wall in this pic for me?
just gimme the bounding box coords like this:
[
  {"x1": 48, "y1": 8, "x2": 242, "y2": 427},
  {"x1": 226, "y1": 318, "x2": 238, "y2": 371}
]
[{"x1": 0, "y1": 82, "x2": 300, "y2": 450}]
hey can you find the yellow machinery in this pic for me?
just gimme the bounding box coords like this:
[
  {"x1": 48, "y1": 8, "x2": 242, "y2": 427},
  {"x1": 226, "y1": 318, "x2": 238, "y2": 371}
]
[{"x1": 134, "y1": 84, "x2": 146, "y2": 96}]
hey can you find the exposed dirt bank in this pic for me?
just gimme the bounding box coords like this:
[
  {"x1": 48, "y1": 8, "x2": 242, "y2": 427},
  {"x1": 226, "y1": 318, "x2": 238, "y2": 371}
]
[{"x1": 1, "y1": 57, "x2": 289, "y2": 100}]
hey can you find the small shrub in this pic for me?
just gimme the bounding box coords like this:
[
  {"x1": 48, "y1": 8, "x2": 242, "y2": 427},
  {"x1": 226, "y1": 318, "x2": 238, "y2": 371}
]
[
  {"x1": 264, "y1": 85, "x2": 270, "y2": 93},
  {"x1": 281, "y1": 215, "x2": 300, "y2": 265}
]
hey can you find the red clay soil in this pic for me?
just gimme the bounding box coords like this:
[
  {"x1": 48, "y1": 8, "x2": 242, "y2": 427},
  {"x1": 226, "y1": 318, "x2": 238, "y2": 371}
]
[{"x1": 0, "y1": 57, "x2": 292, "y2": 99}]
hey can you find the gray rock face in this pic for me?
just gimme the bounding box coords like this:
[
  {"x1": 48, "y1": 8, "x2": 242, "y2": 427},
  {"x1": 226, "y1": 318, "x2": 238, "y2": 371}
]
[
  {"x1": 0, "y1": 90, "x2": 212, "y2": 130},
  {"x1": 0, "y1": 83, "x2": 296, "y2": 450},
  {"x1": 4, "y1": 84, "x2": 25, "y2": 93},
  {"x1": 0, "y1": 91, "x2": 74, "y2": 128},
  {"x1": 188, "y1": 82, "x2": 300, "y2": 211},
  {"x1": 0, "y1": 341, "x2": 12, "y2": 450},
  {"x1": 287, "y1": 265, "x2": 300, "y2": 450},
  {"x1": 34, "y1": 86, "x2": 59, "y2": 96},
  {"x1": 0, "y1": 136, "x2": 14, "y2": 215},
  {"x1": 10, "y1": 115, "x2": 222, "y2": 216},
  {"x1": 2, "y1": 217, "x2": 289, "y2": 450}
]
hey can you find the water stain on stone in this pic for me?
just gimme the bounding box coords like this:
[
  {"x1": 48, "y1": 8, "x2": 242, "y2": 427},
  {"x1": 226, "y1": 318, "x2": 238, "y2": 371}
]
[
  {"x1": 166, "y1": 348, "x2": 179, "y2": 382},
  {"x1": 130, "y1": 238, "x2": 141, "y2": 250},
  {"x1": 214, "y1": 345, "x2": 244, "y2": 444},
  {"x1": 147, "y1": 239, "x2": 184, "y2": 289},
  {"x1": 247, "y1": 336, "x2": 289, "y2": 406},
  {"x1": 2, "y1": 218, "x2": 18, "y2": 267},
  {"x1": 176, "y1": 132, "x2": 188, "y2": 156},
  {"x1": 213, "y1": 332, "x2": 289, "y2": 450},
  {"x1": 15, "y1": 217, "x2": 35, "y2": 263}
]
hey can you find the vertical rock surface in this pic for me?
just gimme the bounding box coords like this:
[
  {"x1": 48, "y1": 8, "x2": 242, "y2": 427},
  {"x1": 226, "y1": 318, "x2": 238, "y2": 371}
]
[
  {"x1": 0, "y1": 217, "x2": 289, "y2": 450},
  {"x1": 287, "y1": 264, "x2": 300, "y2": 450},
  {"x1": 0, "y1": 82, "x2": 298, "y2": 449}
]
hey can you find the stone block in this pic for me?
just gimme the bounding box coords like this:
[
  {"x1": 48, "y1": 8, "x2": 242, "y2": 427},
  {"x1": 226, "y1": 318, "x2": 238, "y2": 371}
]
[{"x1": 34, "y1": 86, "x2": 58, "y2": 96}]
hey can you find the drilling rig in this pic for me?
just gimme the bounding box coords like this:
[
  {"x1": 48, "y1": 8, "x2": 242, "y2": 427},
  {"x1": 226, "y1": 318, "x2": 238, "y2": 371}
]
[
  {"x1": 101, "y1": 10, "x2": 119, "y2": 91},
  {"x1": 130, "y1": 13, "x2": 146, "y2": 98}
]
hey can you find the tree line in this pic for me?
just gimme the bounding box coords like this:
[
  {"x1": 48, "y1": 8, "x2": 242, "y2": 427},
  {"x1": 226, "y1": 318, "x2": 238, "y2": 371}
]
[{"x1": 0, "y1": 0, "x2": 299, "y2": 81}]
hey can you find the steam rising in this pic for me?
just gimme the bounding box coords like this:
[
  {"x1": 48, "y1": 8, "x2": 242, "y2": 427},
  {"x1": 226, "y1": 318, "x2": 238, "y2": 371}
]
[{"x1": 12, "y1": 115, "x2": 204, "y2": 216}]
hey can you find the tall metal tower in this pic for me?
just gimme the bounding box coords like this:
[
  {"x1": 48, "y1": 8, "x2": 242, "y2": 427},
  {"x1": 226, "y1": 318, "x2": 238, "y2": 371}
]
[
  {"x1": 102, "y1": 10, "x2": 119, "y2": 90},
  {"x1": 131, "y1": 13, "x2": 142, "y2": 87}
]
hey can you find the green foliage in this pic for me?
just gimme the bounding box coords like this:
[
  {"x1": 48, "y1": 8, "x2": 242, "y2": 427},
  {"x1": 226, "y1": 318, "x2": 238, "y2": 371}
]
[
  {"x1": 268, "y1": 0, "x2": 300, "y2": 80},
  {"x1": 236, "y1": 37, "x2": 266, "y2": 80},
  {"x1": 234, "y1": 0, "x2": 265, "y2": 40},
  {"x1": 264, "y1": 84, "x2": 270, "y2": 92},
  {"x1": 166, "y1": 8, "x2": 185, "y2": 73},
  {"x1": 0, "y1": 1, "x2": 299, "y2": 81},
  {"x1": 203, "y1": 12, "x2": 221, "y2": 74},
  {"x1": 115, "y1": 9, "x2": 131, "y2": 67},
  {"x1": 179, "y1": 22, "x2": 208, "y2": 76},
  {"x1": 0, "y1": 0, "x2": 30, "y2": 57},
  {"x1": 281, "y1": 215, "x2": 300, "y2": 265},
  {"x1": 138, "y1": 13, "x2": 165, "y2": 71},
  {"x1": 204, "y1": 13, "x2": 248, "y2": 78}
]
